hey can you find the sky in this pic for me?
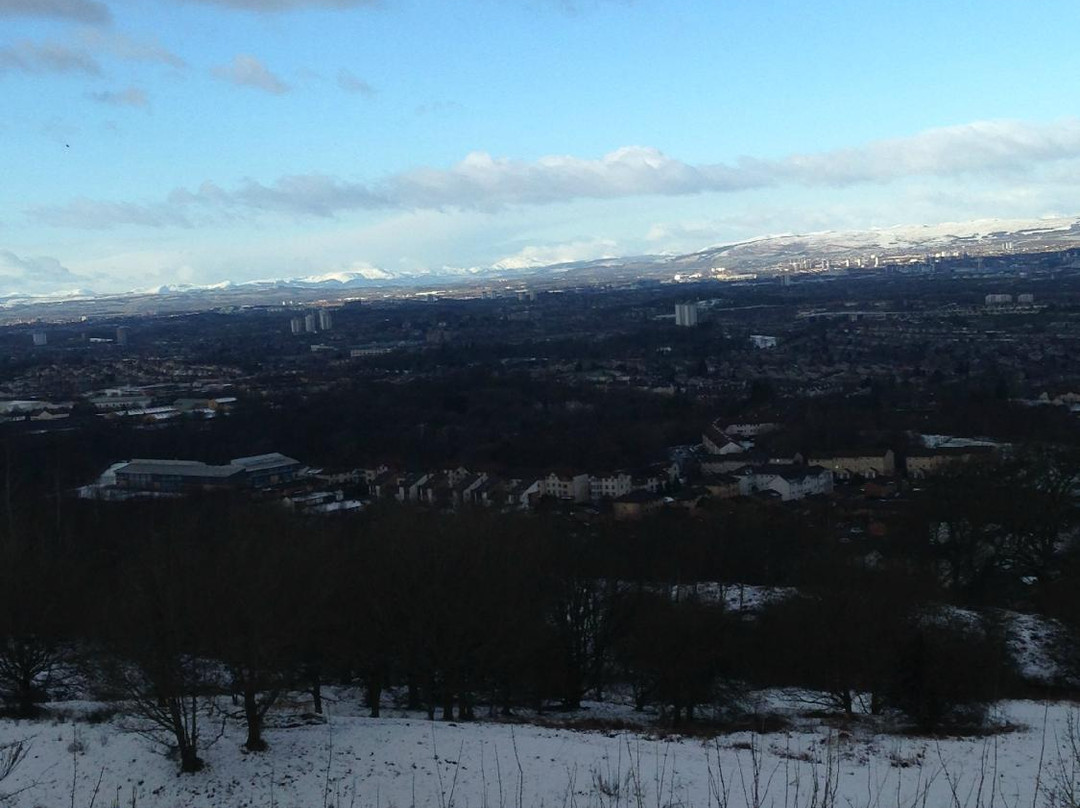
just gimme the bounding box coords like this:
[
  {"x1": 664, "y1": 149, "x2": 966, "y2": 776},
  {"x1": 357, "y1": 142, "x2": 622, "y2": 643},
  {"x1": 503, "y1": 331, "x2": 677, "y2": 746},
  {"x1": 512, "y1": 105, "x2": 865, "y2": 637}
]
[{"x1": 3, "y1": 0, "x2": 1080, "y2": 295}]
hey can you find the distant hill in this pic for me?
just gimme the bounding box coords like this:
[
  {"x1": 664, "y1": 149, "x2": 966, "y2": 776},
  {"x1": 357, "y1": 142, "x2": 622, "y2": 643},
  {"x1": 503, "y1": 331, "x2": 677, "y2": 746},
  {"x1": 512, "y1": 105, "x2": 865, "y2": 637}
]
[{"x1": 3, "y1": 215, "x2": 1080, "y2": 322}]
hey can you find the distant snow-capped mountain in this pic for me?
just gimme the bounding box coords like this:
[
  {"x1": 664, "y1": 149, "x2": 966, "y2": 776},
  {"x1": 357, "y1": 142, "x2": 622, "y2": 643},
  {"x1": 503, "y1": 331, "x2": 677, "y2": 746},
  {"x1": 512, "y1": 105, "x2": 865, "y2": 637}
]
[
  {"x1": 4, "y1": 215, "x2": 1080, "y2": 320},
  {"x1": 0, "y1": 288, "x2": 99, "y2": 306},
  {"x1": 673, "y1": 216, "x2": 1080, "y2": 271},
  {"x1": 288, "y1": 268, "x2": 396, "y2": 284},
  {"x1": 101, "y1": 213, "x2": 1080, "y2": 301}
]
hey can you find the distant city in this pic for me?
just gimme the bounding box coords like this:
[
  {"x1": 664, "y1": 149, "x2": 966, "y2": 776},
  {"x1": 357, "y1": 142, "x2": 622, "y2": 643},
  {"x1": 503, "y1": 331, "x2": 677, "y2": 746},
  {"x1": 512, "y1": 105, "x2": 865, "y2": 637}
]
[{"x1": 4, "y1": 227, "x2": 1080, "y2": 800}]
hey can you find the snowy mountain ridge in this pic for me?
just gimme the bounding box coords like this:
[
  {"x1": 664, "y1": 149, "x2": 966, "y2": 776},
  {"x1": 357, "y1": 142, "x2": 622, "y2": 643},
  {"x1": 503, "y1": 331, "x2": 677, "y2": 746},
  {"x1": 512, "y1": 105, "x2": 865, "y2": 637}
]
[{"x1": 3, "y1": 215, "x2": 1079, "y2": 316}]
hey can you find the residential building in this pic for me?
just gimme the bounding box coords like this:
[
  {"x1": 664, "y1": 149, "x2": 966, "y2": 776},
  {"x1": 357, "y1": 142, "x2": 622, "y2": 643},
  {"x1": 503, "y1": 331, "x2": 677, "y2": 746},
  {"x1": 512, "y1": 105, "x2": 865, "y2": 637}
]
[
  {"x1": 674, "y1": 303, "x2": 699, "y2": 327},
  {"x1": 589, "y1": 471, "x2": 633, "y2": 500},
  {"x1": 904, "y1": 446, "x2": 994, "y2": 478},
  {"x1": 396, "y1": 472, "x2": 431, "y2": 503},
  {"x1": 702, "y1": 424, "x2": 746, "y2": 456},
  {"x1": 806, "y1": 450, "x2": 896, "y2": 479},
  {"x1": 542, "y1": 471, "x2": 590, "y2": 502},
  {"x1": 735, "y1": 464, "x2": 834, "y2": 501}
]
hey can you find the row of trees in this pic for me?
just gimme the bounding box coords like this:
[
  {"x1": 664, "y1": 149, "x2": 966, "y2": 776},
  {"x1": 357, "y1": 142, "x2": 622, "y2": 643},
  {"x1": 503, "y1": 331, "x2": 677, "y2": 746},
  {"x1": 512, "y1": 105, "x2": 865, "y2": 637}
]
[{"x1": 0, "y1": 491, "x2": 1049, "y2": 774}]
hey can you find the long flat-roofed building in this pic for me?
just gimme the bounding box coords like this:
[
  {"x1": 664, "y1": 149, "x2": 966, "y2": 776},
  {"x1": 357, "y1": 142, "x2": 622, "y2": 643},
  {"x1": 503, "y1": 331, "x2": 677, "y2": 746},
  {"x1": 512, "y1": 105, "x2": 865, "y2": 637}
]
[
  {"x1": 114, "y1": 459, "x2": 245, "y2": 492},
  {"x1": 112, "y1": 452, "x2": 302, "y2": 493},
  {"x1": 231, "y1": 453, "x2": 301, "y2": 488}
]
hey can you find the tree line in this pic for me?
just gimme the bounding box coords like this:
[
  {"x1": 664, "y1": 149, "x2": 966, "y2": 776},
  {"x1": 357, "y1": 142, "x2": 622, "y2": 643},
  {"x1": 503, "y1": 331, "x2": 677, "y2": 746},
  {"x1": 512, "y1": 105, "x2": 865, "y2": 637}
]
[{"x1": 5, "y1": 469, "x2": 1080, "y2": 775}]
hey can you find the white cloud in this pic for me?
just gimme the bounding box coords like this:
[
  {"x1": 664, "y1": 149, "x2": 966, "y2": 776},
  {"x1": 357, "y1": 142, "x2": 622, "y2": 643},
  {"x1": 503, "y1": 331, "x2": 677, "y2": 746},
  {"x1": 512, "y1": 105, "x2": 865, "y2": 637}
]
[
  {"x1": 774, "y1": 119, "x2": 1080, "y2": 185},
  {"x1": 211, "y1": 54, "x2": 289, "y2": 94},
  {"x1": 391, "y1": 146, "x2": 752, "y2": 207},
  {"x1": 167, "y1": 175, "x2": 385, "y2": 215},
  {"x1": 0, "y1": 0, "x2": 110, "y2": 23},
  {"x1": 0, "y1": 250, "x2": 88, "y2": 294},
  {"x1": 383, "y1": 120, "x2": 1080, "y2": 209},
  {"x1": 0, "y1": 250, "x2": 77, "y2": 280},
  {"x1": 28, "y1": 118, "x2": 1080, "y2": 229},
  {"x1": 492, "y1": 238, "x2": 619, "y2": 269},
  {"x1": 0, "y1": 41, "x2": 101, "y2": 75}
]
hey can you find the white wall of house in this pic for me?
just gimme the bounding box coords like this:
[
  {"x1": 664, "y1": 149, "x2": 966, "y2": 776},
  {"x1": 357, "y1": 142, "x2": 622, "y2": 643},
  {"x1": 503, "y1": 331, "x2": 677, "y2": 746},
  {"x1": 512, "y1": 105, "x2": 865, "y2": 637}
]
[
  {"x1": 740, "y1": 467, "x2": 833, "y2": 501},
  {"x1": 542, "y1": 473, "x2": 590, "y2": 502},
  {"x1": 589, "y1": 472, "x2": 632, "y2": 500}
]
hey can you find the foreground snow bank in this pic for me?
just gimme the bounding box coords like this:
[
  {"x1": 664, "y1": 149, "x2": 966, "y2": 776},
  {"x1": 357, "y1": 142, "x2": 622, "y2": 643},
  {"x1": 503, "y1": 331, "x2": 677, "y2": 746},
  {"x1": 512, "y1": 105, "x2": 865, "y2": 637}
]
[{"x1": 0, "y1": 700, "x2": 1077, "y2": 808}]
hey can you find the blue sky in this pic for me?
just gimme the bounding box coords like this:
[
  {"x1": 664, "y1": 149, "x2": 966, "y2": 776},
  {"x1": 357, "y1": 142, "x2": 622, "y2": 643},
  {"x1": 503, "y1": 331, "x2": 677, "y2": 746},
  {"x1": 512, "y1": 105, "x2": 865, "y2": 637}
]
[{"x1": 2, "y1": 0, "x2": 1080, "y2": 294}]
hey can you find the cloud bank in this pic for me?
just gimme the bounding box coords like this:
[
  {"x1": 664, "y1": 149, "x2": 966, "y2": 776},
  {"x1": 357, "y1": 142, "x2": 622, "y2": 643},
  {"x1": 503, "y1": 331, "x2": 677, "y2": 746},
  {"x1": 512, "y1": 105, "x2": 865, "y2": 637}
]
[
  {"x1": 0, "y1": 250, "x2": 85, "y2": 294},
  {"x1": 28, "y1": 118, "x2": 1080, "y2": 228}
]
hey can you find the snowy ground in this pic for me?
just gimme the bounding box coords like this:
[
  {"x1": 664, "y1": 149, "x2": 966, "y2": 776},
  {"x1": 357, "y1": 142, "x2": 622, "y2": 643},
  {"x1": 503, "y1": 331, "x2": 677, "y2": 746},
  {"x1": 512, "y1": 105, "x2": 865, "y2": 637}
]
[{"x1": 2, "y1": 696, "x2": 1080, "y2": 808}]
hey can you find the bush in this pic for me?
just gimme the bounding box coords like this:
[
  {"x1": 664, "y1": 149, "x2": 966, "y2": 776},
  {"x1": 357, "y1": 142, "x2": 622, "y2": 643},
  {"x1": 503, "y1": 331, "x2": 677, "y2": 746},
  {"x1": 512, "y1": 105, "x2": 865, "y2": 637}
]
[{"x1": 884, "y1": 610, "x2": 1010, "y2": 733}]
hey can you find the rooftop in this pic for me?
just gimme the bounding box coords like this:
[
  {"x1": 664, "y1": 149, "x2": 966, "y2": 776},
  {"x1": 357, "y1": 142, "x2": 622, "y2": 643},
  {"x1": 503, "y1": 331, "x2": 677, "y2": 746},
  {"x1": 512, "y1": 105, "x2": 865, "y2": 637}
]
[
  {"x1": 117, "y1": 459, "x2": 244, "y2": 479},
  {"x1": 231, "y1": 453, "x2": 301, "y2": 472}
]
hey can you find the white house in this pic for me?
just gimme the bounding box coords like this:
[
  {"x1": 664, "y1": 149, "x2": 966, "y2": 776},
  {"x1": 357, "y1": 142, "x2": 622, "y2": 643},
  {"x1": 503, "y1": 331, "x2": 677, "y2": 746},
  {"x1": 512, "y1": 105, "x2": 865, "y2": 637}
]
[
  {"x1": 395, "y1": 473, "x2": 431, "y2": 503},
  {"x1": 736, "y1": 464, "x2": 833, "y2": 501},
  {"x1": 702, "y1": 424, "x2": 747, "y2": 456},
  {"x1": 589, "y1": 472, "x2": 633, "y2": 500},
  {"x1": 806, "y1": 450, "x2": 895, "y2": 480},
  {"x1": 542, "y1": 472, "x2": 590, "y2": 502}
]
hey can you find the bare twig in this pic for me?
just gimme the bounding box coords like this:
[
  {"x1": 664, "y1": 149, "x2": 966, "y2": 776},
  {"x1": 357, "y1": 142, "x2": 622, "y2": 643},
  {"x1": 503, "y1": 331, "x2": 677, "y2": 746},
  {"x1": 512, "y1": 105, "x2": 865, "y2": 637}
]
[{"x1": 322, "y1": 709, "x2": 334, "y2": 808}]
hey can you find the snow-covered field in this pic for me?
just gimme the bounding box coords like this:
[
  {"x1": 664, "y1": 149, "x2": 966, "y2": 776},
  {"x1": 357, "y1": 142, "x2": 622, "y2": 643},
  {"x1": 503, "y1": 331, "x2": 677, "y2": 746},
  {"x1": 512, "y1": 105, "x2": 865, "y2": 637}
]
[{"x1": 2, "y1": 697, "x2": 1079, "y2": 808}]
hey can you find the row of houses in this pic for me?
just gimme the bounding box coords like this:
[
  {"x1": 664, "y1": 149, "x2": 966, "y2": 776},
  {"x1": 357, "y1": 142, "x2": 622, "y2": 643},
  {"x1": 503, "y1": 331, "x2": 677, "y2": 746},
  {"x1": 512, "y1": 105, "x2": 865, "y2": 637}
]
[
  {"x1": 700, "y1": 418, "x2": 995, "y2": 481},
  {"x1": 357, "y1": 463, "x2": 678, "y2": 510},
  {"x1": 612, "y1": 464, "x2": 837, "y2": 520},
  {"x1": 1, "y1": 394, "x2": 238, "y2": 427}
]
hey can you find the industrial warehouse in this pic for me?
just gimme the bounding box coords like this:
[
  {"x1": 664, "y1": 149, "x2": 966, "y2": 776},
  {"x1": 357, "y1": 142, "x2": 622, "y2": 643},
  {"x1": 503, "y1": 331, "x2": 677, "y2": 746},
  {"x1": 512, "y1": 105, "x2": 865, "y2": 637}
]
[{"x1": 107, "y1": 453, "x2": 303, "y2": 493}]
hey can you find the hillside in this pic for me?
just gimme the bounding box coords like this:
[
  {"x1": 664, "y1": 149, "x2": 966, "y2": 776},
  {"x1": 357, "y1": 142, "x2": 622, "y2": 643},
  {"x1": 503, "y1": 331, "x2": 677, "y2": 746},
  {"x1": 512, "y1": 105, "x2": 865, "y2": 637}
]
[{"x1": 1, "y1": 696, "x2": 1077, "y2": 808}]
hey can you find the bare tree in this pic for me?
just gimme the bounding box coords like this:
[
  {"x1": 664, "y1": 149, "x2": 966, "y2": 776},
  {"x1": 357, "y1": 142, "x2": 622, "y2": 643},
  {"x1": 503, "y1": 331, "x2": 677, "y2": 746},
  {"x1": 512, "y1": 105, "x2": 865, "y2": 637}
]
[
  {"x1": 102, "y1": 512, "x2": 215, "y2": 774},
  {"x1": 203, "y1": 505, "x2": 321, "y2": 751},
  {"x1": 113, "y1": 656, "x2": 213, "y2": 773},
  {"x1": 0, "y1": 539, "x2": 77, "y2": 718},
  {"x1": 999, "y1": 448, "x2": 1080, "y2": 582}
]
